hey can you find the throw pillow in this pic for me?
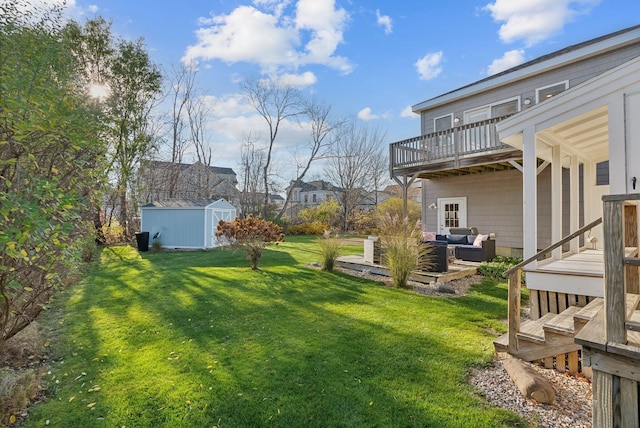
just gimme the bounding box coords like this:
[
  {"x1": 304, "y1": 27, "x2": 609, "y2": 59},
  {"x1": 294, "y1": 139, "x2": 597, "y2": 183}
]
[
  {"x1": 422, "y1": 231, "x2": 436, "y2": 241},
  {"x1": 473, "y1": 234, "x2": 489, "y2": 247}
]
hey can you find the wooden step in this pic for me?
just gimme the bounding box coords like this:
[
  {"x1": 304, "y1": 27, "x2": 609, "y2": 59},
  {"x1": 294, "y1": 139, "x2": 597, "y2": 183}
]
[
  {"x1": 517, "y1": 313, "x2": 556, "y2": 344},
  {"x1": 493, "y1": 333, "x2": 509, "y2": 352},
  {"x1": 627, "y1": 310, "x2": 640, "y2": 332},
  {"x1": 543, "y1": 305, "x2": 581, "y2": 336},
  {"x1": 625, "y1": 293, "x2": 640, "y2": 332},
  {"x1": 574, "y1": 298, "x2": 604, "y2": 324}
]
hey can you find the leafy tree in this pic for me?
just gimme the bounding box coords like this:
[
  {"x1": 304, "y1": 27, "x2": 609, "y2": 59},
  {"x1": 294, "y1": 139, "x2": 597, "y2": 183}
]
[
  {"x1": 0, "y1": 1, "x2": 106, "y2": 344},
  {"x1": 107, "y1": 39, "x2": 163, "y2": 238},
  {"x1": 215, "y1": 216, "x2": 284, "y2": 270},
  {"x1": 375, "y1": 198, "x2": 421, "y2": 232},
  {"x1": 298, "y1": 198, "x2": 342, "y2": 229}
]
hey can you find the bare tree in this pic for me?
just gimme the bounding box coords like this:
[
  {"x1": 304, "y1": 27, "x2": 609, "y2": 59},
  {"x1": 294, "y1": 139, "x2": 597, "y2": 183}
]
[
  {"x1": 325, "y1": 119, "x2": 386, "y2": 231},
  {"x1": 276, "y1": 98, "x2": 339, "y2": 219},
  {"x1": 238, "y1": 133, "x2": 265, "y2": 216},
  {"x1": 242, "y1": 77, "x2": 306, "y2": 217},
  {"x1": 163, "y1": 64, "x2": 197, "y2": 198},
  {"x1": 366, "y1": 144, "x2": 390, "y2": 206}
]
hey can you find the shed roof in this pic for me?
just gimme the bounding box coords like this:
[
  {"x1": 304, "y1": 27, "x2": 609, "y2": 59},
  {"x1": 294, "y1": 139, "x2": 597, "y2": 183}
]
[{"x1": 142, "y1": 198, "x2": 220, "y2": 208}]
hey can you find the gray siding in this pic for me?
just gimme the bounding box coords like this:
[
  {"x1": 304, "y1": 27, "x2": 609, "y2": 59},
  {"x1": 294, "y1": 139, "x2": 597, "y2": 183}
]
[
  {"x1": 420, "y1": 45, "x2": 640, "y2": 134},
  {"x1": 422, "y1": 168, "x2": 573, "y2": 254}
]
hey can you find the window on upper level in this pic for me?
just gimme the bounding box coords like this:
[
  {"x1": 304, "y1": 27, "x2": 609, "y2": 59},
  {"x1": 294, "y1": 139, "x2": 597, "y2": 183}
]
[
  {"x1": 434, "y1": 114, "x2": 452, "y2": 132},
  {"x1": 463, "y1": 97, "x2": 520, "y2": 124},
  {"x1": 312, "y1": 194, "x2": 317, "y2": 203},
  {"x1": 434, "y1": 114, "x2": 453, "y2": 145},
  {"x1": 304, "y1": 194, "x2": 308, "y2": 203},
  {"x1": 536, "y1": 81, "x2": 568, "y2": 103}
]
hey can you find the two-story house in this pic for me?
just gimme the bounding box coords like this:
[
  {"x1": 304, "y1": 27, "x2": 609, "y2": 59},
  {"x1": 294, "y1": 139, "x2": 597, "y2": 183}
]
[
  {"x1": 285, "y1": 179, "x2": 342, "y2": 215},
  {"x1": 138, "y1": 160, "x2": 240, "y2": 207},
  {"x1": 391, "y1": 26, "x2": 640, "y2": 420},
  {"x1": 392, "y1": 24, "x2": 640, "y2": 258}
]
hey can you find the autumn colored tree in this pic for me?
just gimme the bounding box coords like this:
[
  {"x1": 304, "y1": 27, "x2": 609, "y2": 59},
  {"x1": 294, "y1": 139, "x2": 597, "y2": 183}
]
[{"x1": 216, "y1": 216, "x2": 284, "y2": 270}]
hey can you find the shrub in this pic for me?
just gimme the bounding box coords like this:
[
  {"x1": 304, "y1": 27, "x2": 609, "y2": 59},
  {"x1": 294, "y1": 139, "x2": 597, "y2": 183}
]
[
  {"x1": 374, "y1": 198, "x2": 421, "y2": 233},
  {"x1": 216, "y1": 215, "x2": 284, "y2": 270},
  {"x1": 478, "y1": 256, "x2": 523, "y2": 281},
  {"x1": 317, "y1": 235, "x2": 343, "y2": 272},
  {"x1": 286, "y1": 222, "x2": 327, "y2": 235}
]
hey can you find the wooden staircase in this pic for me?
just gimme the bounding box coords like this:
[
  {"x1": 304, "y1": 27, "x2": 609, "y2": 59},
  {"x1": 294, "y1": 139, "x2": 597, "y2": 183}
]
[{"x1": 495, "y1": 293, "x2": 640, "y2": 368}]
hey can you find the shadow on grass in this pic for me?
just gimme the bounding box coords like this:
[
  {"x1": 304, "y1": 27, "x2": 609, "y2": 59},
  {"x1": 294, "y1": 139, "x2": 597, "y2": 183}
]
[{"x1": 29, "y1": 245, "x2": 527, "y2": 428}]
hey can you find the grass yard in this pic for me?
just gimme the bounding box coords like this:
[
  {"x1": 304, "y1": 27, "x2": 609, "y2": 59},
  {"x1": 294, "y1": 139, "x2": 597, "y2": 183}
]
[{"x1": 26, "y1": 236, "x2": 526, "y2": 427}]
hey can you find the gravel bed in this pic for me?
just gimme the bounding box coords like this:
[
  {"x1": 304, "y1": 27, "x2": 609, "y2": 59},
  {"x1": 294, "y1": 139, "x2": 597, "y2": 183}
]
[{"x1": 470, "y1": 356, "x2": 592, "y2": 427}]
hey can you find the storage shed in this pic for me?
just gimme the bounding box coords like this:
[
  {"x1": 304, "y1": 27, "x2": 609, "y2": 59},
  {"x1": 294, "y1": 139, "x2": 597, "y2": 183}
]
[{"x1": 140, "y1": 198, "x2": 237, "y2": 249}]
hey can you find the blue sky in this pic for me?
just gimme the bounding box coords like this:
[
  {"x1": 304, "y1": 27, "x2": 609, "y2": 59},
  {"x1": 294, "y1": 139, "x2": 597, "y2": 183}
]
[{"x1": 44, "y1": 0, "x2": 640, "y2": 182}]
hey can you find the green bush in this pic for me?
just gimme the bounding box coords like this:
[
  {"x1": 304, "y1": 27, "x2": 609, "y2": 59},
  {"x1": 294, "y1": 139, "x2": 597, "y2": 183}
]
[
  {"x1": 478, "y1": 256, "x2": 523, "y2": 280},
  {"x1": 286, "y1": 222, "x2": 328, "y2": 235}
]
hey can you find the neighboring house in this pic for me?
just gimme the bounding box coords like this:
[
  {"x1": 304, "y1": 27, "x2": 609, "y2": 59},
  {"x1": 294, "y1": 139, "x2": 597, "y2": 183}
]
[
  {"x1": 138, "y1": 160, "x2": 240, "y2": 207},
  {"x1": 140, "y1": 198, "x2": 237, "y2": 249},
  {"x1": 284, "y1": 180, "x2": 342, "y2": 218},
  {"x1": 391, "y1": 25, "x2": 640, "y2": 258}
]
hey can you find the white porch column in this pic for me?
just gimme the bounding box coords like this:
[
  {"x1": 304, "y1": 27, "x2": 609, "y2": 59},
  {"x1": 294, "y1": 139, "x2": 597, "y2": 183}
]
[
  {"x1": 551, "y1": 145, "x2": 562, "y2": 259},
  {"x1": 570, "y1": 154, "x2": 580, "y2": 254},
  {"x1": 523, "y1": 127, "x2": 537, "y2": 265},
  {"x1": 609, "y1": 96, "x2": 626, "y2": 194}
]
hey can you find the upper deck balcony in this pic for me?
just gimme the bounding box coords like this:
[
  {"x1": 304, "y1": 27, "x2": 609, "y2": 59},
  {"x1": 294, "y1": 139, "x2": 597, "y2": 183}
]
[{"x1": 390, "y1": 116, "x2": 522, "y2": 179}]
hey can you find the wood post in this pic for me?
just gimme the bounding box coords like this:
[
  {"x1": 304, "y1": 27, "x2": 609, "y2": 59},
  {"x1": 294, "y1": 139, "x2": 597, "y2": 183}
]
[
  {"x1": 508, "y1": 269, "x2": 521, "y2": 353},
  {"x1": 624, "y1": 204, "x2": 639, "y2": 294},
  {"x1": 602, "y1": 198, "x2": 627, "y2": 344}
]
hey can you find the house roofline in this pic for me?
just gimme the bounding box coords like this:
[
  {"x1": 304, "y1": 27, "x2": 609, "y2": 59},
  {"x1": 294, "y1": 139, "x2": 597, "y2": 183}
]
[{"x1": 412, "y1": 25, "x2": 640, "y2": 113}]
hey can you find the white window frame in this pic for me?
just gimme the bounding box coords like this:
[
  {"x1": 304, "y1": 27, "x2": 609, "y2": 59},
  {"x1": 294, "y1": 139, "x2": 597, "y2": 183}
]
[
  {"x1": 463, "y1": 96, "x2": 521, "y2": 124},
  {"x1": 437, "y1": 197, "x2": 467, "y2": 234},
  {"x1": 536, "y1": 80, "x2": 569, "y2": 103},
  {"x1": 433, "y1": 113, "x2": 453, "y2": 132}
]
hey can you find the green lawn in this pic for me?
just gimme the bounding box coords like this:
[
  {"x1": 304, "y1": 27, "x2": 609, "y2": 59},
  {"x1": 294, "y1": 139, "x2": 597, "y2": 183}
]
[{"x1": 27, "y1": 236, "x2": 526, "y2": 427}]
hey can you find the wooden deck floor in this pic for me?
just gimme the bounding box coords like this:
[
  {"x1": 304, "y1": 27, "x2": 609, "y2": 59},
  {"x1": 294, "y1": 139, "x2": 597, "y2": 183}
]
[
  {"x1": 532, "y1": 249, "x2": 604, "y2": 276},
  {"x1": 336, "y1": 254, "x2": 480, "y2": 284}
]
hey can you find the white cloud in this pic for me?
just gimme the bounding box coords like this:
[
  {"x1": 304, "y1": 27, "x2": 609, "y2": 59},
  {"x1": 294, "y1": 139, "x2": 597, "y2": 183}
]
[
  {"x1": 183, "y1": 0, "x2": 352, "y2": 75},
  {"x1": 357, "y1": 107, "x2": 392, "y2": 121},
  {"x1": 487, "y1": 49, "x2": 526, "y2": 75},
  {"x1": 201, "y1": 94, "x2": 255, "y2": 117},
  {"x1": 376, "y1": 9, "x2": 393, "y2": 35},
  {"x1": 484, "y1": 0, "x2": 601, "y2": 46},
  {"x1": 401, "y1": 105, "x2": 418, "y2": 118},
  {"x1": 358, "y1": 107, "x2": 379, "y2": 121},
  {"x1": 415, "y1": 51, "x2": 443, "y2": 80},
  {"x1": 275, "y1": 71, "x2": 318, "y2": 87}
]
